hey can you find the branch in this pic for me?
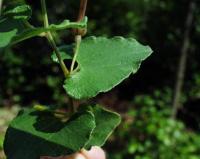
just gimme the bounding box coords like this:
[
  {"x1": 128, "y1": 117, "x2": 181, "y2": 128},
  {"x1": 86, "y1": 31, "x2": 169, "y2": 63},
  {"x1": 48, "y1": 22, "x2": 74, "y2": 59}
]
[{"x1": 171, "y1": 0, "x2": 196, "y2": 119}]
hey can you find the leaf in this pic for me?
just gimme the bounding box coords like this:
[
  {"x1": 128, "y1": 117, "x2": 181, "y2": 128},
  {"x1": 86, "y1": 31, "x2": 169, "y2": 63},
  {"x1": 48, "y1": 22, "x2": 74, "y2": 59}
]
[
  {"x1": 82, "y1": 105, "x2": 121, "y2": 148},
  {"x1": 3, "y1": 5, "x2": 32, "y2": 20},
  {"x1": 0, "y1": 5, "x2": 30, "y2": 48},
  {"x1": 0, "y1": 5, "x2": 87, "y2": 49},
  {"x1": 12, "y1": 17, "x2": 88, "y2": 45},
  {"x1": 63, "y1": 36, "x2": 153, "y2": 99},
  {"x1": 4, "y1": 108, "x2": 96, "y2": 159}
]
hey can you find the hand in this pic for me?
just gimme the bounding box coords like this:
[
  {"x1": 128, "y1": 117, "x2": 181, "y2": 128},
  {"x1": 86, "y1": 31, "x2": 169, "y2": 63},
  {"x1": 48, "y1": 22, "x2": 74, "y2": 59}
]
[{"x1": 41, "y1": 146, "x2": 106, "y2": 159}]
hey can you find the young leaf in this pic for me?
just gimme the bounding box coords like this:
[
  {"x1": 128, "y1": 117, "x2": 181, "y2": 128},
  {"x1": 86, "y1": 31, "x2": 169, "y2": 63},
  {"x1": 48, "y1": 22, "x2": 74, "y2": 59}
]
[
  {"x1": 12, "y1": 17, "x2": 88, "y2": 45},
  {"x1": 4, "y1": 108, "x2": 96, "y2": 159},
  {"x1": 63, "y1": 36, "x2": 153, "y2": 99},
  {"x1": 0, "y1": 5, "x2": 87, "y2": 49},
  {"x1": 81, "y1": 105, "x2": 121, "y2": 148},
  {"x1": 3, "y1": 4, "x2": 32, "y2": 20},
  {"x1": 0, "y1": 5, "x2": 30, "y2": 48}
]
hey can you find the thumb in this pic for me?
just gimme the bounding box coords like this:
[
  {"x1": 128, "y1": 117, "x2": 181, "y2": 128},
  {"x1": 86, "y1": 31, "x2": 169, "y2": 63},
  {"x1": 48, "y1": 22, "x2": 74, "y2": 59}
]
[
  {"x1": 81, "y1": 146, "x2": 106, "y2": 159},
  {"x1": 40, "y1": 146, "x2": 106, "y2": 159}
]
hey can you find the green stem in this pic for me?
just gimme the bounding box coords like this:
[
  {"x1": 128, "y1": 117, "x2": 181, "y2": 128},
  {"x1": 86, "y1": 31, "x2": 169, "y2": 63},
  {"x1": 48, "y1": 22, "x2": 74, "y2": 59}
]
[
  {"x1": 41, "y1": 0, "x2": 49, "y2": 27},
  {"x1": 0, "y1": 0, "x2": 3, "y2": 16},
  {"x1": 41, "y1": 0, "x2": 69, "y2": 77},
  {"x1": 70, "y1": 35, "x2": 81, "y2": 72},
  {"x1": 23, "y1": 20, "x2": 34, "y2": 29},
  {"x1": 47, "y1": 33, "x2": 69, "y2": 77}
]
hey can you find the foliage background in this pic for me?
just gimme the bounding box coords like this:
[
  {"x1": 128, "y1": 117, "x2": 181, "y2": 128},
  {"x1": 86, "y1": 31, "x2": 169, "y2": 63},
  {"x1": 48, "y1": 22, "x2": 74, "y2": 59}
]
[{"x1": 0, "y1": 0, "x2": 200, "y2": 158}]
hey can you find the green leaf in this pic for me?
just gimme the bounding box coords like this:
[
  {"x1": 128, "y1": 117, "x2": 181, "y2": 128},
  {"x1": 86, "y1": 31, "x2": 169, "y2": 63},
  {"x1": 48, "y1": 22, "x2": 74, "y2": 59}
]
[
  {"x1": 12, "y1": 17, "x2": 88, "y2": 45},
  {"x1": 63, "y1": 36, "x2": 153, "y2": 99},
  {"x1": 82, "y1": 105, "x2": 121, "y2": 148},
  {"x1": 4, "y1": 108, "x2": 95, "y2": 159},
  {"x1": 51, "y1": 45, "x2": 74, "y2": 63},
  {"x1": 0, "y1": 6, "x2": 87, "y2": 49},
  {"x1": 3, "y1": 5, "x2": 32, "y2": 20},
  {"x1": 0, "y1": 5, "x2": 30, "y2": 48}
]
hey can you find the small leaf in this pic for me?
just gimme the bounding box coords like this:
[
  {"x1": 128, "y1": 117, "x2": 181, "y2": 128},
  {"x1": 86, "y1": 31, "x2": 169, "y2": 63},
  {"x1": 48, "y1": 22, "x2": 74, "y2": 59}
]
[
  {"x1": 13, "y1": 17, "x2": 88, "y2": 45},
  {"x1": 0, "y1": 17, "x2": 26, "y2": 48},
  {"x1": 0, "y1": 6, "x2": 87, "y2": 49},
  {"x1": 4, "y1": 108, "x2": 96, "y2": 159},
  {"x1": 83, "y1": 105, "x2": 121, "y2": 148},
  {"x1": 0, "y1": 4, "x2": 31, "y2": 49},
  {"x1": 63, "y1": 36, "x2": 153, "y2": 99},
  {"x1": 3, "y1": 5, "x2": 32, "y2": 20},
  {"x1": 11, "y1": 17, "x2": 88, "y2": 45}
]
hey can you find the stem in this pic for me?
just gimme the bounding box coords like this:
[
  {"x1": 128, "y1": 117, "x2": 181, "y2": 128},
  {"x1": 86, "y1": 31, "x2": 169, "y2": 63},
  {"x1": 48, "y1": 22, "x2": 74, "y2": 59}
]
[
  {"x1": 70, "y1": 35, "x2": 81, "y2": 72},
  {"x1": 78, "y1": 0, "x2": 88, "y2": 22},
  {"x1": 0, "y1": 0, "x2": 3, "y2": 16},
  {"x1": 171, "y1": 0, "x2": 196, "y2": 119},
  {"x1": 41, "y1": 0, "x2": 69, "y2": 77},
  {"x1": 23, "y1": 20, "x2": 34, "y2": 29},
  {"x1": 70, "y1": 0, "x2": 88, "y2": 73},
  {"x1": 41, "y1": 0, "x2": 49, "y2": 27}
]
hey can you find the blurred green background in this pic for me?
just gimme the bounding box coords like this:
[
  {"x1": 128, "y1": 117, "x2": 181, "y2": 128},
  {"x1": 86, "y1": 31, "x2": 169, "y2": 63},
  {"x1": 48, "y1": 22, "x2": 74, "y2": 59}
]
[{"x1": 0, "y1": 0, "x2": 200, "y2": 158}]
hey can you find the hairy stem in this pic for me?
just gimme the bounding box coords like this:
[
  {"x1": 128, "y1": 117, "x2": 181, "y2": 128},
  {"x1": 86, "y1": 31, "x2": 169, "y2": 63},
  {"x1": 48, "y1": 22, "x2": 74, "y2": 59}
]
[{"x1": 41, "y1": 0, "x2": 69, "y2": 77}]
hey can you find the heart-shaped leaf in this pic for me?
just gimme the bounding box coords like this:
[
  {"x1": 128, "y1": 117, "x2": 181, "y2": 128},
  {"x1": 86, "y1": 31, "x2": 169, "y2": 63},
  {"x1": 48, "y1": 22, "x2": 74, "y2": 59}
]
[
  {"x1": 63, "y1": 36, "x2": 153, "y2": 99},
  {"x1": 4, "y1": 108, "x2": 95, "y2": 159}
]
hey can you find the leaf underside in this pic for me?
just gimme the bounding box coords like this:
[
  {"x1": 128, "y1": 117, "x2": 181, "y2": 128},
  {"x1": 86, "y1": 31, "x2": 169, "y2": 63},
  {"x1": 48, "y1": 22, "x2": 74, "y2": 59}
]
[{"x1": 62, "y1": 36, "x2": 153, "y2": 99}]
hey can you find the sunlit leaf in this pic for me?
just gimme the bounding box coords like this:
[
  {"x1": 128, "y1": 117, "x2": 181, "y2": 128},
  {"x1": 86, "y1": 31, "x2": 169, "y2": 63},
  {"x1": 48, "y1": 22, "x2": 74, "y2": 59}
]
[{"x1": 63, "y1": 36, "x2": 153, "y2": 99}]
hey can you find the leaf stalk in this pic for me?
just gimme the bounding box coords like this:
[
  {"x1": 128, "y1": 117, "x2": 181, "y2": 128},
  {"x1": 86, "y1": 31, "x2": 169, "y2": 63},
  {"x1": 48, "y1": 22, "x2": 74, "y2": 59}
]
[{"x1": 41, "y1": 0, "x2": 69, "y2": 77}]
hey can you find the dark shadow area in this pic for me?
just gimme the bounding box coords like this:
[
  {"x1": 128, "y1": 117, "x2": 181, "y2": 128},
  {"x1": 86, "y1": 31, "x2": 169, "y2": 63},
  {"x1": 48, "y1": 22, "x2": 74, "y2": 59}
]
[
  {"x1": 30, "y1": 111, "x2": 65, "y2": 133},
  {"x1": 4, "y1": 127, "x2": 73, "y2": 159}
]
